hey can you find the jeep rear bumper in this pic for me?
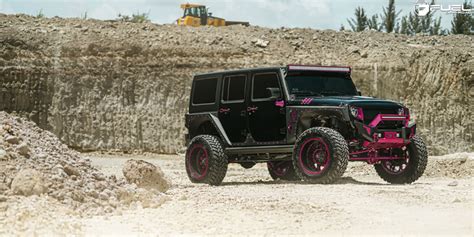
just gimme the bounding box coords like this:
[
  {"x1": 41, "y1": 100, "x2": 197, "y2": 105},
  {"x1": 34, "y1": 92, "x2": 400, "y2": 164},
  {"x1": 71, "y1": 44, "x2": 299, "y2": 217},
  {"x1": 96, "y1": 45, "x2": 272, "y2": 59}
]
[{"x1": 354, "y1": 114, "x2": 415, "y2": 149}]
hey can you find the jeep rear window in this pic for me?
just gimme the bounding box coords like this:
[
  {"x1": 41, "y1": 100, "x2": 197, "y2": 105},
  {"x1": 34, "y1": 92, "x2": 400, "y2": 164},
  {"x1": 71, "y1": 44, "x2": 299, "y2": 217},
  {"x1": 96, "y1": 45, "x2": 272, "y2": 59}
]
[
  {"x1": 222, "y1": 75, "x2": 246, "y2": 102},
  {"x1": 192, "y1": 78, "x2": 218, "y2": 104},
  {"x1": 285, "y1": 71, "x2": 357, "y2": 97}
]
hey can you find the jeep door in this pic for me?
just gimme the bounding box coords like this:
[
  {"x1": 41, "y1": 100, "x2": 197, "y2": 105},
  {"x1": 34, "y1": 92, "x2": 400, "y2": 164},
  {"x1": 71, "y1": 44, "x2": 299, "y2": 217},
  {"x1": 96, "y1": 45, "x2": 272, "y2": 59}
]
[
  {"x1": 218, "y1": 74, "x2": 248, "y2": 143},
  {"x1": 248, "y1": 71, "x2": 286, "y2": 142}
]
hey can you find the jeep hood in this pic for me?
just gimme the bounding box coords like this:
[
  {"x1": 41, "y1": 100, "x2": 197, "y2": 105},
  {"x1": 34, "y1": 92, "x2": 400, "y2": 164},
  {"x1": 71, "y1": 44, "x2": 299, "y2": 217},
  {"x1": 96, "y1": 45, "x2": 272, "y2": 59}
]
[{"x1": 287, "y1": 96, "x2": 403, "y2": 109}]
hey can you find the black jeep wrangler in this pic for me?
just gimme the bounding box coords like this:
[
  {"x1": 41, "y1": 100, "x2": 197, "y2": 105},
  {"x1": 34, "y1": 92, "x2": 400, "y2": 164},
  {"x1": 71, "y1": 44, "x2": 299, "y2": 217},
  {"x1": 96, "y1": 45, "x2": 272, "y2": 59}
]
[{"x1": 184, "y1": 65, "x2": 427, "y2": 185}]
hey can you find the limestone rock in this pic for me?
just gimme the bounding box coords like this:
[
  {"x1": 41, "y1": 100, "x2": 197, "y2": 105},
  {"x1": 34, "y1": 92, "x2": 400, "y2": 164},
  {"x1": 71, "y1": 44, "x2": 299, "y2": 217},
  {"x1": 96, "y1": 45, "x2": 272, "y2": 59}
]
[
  {"x1": 16, "y1": 143, "x2": 30, "y2": 157},
  {"x1": 11, "y1": 169, "x2": 48, "y2": 196},
  {"x1": 122, "y1": 159, "x2": 170, "y2": 192},
  {"x1": 5, "y1": 135, "x2": 19, "y2": 144},
  {"x1": 0, "y1": 149, "x2": 7, "y2": 160},
  {"x1": 448, "y1": 181, "x2": 458, "y2": 187},
  {"x1": 252, "y1": 38, "x2": 269, "y2": 48},
  {"x1": 63, "y1": 164, "x2": 80, "y2": 176}
]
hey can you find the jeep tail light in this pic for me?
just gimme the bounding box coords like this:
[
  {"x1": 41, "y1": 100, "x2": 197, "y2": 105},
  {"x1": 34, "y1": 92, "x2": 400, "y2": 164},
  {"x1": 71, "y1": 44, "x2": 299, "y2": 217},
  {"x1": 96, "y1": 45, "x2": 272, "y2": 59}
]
[{"x1": 350, "y1": 106, "x2": 364, "y2": 120}]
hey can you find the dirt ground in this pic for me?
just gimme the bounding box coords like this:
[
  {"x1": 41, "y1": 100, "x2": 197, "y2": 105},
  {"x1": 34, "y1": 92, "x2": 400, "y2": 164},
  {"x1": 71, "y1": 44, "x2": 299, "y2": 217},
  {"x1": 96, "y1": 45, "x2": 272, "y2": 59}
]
[{"x1": 77, "y1": 153, "x2": 473, "y2": 236}]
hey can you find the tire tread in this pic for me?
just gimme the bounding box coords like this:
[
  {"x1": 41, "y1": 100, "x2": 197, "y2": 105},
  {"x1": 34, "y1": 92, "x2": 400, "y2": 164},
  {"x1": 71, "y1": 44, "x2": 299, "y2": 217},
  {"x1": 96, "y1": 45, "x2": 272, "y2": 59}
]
[
  {"x1": 186, "y1": 135, "x2": 227, "y2": 186},
  {"x1": 374, "y1": 135, "x2": 428, "y2": 184},
  {"x1": 292, "y1": 127, "x2": 349, "y2": 184}
]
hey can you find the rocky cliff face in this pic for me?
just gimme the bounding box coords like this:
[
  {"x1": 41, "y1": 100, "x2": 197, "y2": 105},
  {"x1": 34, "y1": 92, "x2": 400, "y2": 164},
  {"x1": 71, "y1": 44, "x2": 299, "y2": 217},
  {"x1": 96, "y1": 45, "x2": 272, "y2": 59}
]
[{"x1": 0, "y1": 14, "x2": 472, "y2": 154}]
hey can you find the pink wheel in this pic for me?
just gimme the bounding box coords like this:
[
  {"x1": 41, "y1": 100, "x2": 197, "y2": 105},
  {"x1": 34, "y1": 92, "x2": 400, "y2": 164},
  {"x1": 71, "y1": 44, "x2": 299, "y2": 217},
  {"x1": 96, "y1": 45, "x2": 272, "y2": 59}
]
[
  {"x1": 298, "y1": 138, "x2": 331, "y2": 176},
  {"x1": 381, "y1": 157, "x2": 409, "y2": 175},
  {"x1": 186, "y1": 144, "x2": 209, "y2": 180},
  {"x1": 374, "y1": 136, "x2": 428, "y2": 184},
  {"x1": 292, "y1": 127, "x2": 348, "y2": 183},
  {"x1": 267, "y1": 160, "x2": 298, "y2": 181},
  {"x1": 185, "y1": 135, "x2": 227, "y2": 185}
]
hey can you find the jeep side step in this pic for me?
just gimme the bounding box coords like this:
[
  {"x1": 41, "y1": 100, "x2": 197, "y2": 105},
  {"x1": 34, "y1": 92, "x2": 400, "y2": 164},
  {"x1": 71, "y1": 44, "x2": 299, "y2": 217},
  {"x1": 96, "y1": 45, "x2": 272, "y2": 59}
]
[{"x1": 225, "y1": 145, "x2": 293, "y2": 155}]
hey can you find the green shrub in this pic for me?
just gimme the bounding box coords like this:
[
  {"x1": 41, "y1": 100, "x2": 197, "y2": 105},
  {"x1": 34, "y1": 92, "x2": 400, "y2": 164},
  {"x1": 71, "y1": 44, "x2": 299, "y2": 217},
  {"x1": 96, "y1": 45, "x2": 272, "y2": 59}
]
[
  {"x1": 36, "y1": 9, "x2": 45, "y2": 18},
  {"x1": 118, "y1": 11, "x2": 150, "y2": 23}
]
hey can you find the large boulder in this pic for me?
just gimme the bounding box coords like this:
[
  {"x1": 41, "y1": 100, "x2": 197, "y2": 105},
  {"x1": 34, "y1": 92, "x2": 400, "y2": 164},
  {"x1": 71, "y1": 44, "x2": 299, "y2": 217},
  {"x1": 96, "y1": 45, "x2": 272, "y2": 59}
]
[
  {"x1": 122, "y1": 159, "x2": 170, "y2": 192},
  {"x1": 11, "y1": 169, "x2": 48, "y2": 196}
]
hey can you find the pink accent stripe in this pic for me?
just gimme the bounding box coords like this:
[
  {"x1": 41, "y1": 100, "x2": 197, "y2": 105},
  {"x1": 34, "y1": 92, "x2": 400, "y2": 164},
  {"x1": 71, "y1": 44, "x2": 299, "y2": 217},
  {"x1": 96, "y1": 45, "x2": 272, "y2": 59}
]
[
  {"x1": 301, "y1": 98, "x2": 313, "y2": 105},
  {"x1": 369, "y1": 114, "x2": 408, "y2": 127}
]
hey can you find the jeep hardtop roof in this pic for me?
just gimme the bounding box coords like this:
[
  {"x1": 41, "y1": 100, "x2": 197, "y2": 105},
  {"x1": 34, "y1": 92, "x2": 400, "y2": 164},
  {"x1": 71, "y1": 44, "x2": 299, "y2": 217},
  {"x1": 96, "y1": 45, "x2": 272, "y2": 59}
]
[
  {"x1": 193, "y1": 65, "x2": 351, "y2": 78},
  {"x1": 193, "y1": 66, "x2": 283, "y2": 78}
]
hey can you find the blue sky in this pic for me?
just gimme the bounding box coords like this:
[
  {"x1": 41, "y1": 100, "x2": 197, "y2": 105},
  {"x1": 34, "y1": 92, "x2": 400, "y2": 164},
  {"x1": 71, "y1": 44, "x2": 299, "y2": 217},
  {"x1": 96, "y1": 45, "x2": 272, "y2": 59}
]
[{"x1": 0, "y1": 0, "x2": 463, "y2": 30}]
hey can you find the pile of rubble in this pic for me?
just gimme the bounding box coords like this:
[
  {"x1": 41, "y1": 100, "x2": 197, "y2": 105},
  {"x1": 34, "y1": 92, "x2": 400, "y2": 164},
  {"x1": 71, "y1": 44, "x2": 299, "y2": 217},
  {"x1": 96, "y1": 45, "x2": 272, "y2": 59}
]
[{"x1": 0, "y1": 111, "x2": 171, "y2": 215}]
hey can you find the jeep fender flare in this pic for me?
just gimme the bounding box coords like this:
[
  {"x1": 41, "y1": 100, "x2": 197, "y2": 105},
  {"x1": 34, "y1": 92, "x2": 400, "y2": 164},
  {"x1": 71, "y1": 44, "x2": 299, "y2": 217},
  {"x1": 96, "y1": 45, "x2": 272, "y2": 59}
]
[
  {"x1": 186, "y1": 113, "x2": 232, "y2": 146},
  {"x1": 288, "y1": 106, "x2": 351, "y2": 141}
]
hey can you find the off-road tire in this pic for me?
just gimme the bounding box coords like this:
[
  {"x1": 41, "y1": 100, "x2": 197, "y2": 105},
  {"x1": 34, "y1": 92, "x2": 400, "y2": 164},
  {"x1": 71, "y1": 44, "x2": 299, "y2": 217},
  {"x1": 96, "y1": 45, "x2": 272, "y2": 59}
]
[
  {"x1": 374, "y1": 135, "x2": 428, "y2": 184},
  {"x1": 185, "y1": 135, "x2": 227, "y2": 186},
  {"x1": 292, "y1": 127, "x2": 349, "y2": 184},
  {"x1": 267, "y1": 161, "x2": 299, "y2": 181}
]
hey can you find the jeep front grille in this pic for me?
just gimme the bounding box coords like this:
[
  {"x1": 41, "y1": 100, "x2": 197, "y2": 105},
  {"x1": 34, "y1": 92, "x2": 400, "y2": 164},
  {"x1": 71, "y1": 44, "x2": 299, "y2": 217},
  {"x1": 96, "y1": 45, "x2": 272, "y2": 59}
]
[
  {"x1": 363, "y1": 108, "x2": 402, "y2": 128},
  {"x1": 376, "y1": 120, "x2": 405, "y2": 129}
]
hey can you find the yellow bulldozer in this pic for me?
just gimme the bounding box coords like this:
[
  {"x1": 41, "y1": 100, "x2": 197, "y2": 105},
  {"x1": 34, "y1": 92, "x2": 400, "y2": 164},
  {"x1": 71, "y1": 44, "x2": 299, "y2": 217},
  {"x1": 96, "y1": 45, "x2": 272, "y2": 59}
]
[{"x1": 177, "y1": 3, "x2": 249, "y2": 27}]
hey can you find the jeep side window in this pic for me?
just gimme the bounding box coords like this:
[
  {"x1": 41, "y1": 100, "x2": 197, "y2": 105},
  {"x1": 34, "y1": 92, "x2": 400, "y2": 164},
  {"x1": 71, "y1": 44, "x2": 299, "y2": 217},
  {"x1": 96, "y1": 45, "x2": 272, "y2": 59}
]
[
  {"x1": 192, "y1": 78, "x2": 218, "y2": 105},
  {"x1": 252, "y1": 73, "x2": 281, "y2": 100},
  {"x1": 222, "y1": 75, "x2": 246, "y2": 102}
]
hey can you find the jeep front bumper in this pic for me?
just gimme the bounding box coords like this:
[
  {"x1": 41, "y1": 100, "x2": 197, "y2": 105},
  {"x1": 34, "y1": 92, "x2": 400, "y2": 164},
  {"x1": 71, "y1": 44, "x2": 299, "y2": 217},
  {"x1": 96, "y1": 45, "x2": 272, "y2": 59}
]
[{"x1": 354, "y1": 114, "x2": 416, "y2": 149}]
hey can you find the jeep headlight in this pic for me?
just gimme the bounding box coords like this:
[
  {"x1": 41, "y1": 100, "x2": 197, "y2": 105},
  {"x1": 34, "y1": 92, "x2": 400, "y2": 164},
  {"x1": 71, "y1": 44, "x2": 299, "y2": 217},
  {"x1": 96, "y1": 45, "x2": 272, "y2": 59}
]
[
  {"x1": 398, "y1": 107, "x2": 410, "y2": 116},
  {"x1": 398, "y1": 108, "x2": 404, "y2": 115},
  {"x1": 350, "y1": 106, "x2": 363, "y2": 120},
  {"x1": 350, "y1": 106, "x2": 359, "y2": 117}
]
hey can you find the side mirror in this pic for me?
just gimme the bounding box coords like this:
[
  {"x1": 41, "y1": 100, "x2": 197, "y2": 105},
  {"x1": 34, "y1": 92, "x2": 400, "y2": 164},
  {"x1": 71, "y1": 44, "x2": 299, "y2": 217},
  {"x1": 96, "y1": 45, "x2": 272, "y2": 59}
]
[
  {"x1": 357, "y1": 90, "x2": 362, "y2": 96},
  {"x1": 266, "y1": 87, "x2": 281, "y2": 100}
]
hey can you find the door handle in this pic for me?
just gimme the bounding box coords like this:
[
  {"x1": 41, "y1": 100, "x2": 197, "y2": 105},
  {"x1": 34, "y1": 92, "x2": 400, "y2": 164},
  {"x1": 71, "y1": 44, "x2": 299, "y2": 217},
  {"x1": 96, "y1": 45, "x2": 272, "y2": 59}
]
[
  {"x1": 275, "y1": 100, "x2": 285, "y2": 107},
  {"x1": 247, "y1": 106, "x2": 258, "y2": 115},
  {"x1": 219, "y1": 108, "x2": 230, "y2": 114},
  {"x1": 246, "y1": 106, "x2": 258, "y2": 112}
]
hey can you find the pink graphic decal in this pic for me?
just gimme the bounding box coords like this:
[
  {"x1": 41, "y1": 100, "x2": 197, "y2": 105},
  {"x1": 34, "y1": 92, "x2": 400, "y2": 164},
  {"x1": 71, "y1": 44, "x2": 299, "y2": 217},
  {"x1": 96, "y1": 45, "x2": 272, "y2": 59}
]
[
  {"x1": 275, "y1": 100, "x2": 285, "y2": 107},
  {"x1": 301, "y1": 98, "x2": 313, "y2": 105}
]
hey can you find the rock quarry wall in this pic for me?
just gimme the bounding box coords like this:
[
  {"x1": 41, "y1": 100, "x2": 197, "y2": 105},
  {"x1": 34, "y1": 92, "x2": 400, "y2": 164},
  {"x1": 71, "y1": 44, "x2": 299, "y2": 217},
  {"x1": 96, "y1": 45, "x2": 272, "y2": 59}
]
[{"x1": 0, "y1": 14, "x2": 472, "y2": 155}]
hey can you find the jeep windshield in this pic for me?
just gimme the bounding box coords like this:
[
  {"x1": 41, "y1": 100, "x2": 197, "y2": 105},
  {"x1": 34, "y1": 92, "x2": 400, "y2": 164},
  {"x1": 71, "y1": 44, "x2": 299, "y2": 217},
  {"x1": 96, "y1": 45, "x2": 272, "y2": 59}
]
[{"x1": 285, "y1": 71, "x2": 358, "y2": 97}]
